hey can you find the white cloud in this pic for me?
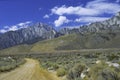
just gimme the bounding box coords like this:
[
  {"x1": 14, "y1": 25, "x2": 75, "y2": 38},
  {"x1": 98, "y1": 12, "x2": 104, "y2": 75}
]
[
  {"x1": 0, "y1": 29, "x2": 7, "y2": 33},
  {"x1": 51, "y1": 5, "x2": 99, "y2": 16},
  {"x1": 54, "y1": 16, "x2": 71, "y2": 27},
  {"x1": 51, "y1": 0, "x2": 120, "y2": 16},
  {"x1": 51, "y1": 0, "x2": 120, "y2": 25},
  {"x1": 18, "y1": 21, "x2": 31, "y2": 26},
  {"x1": 75, "y1": 17, "x2": 109, "y2": 23},
  {"x1": 0, "y1": 21, "x2": 32, "y2": 33},
  {"x1": 43, "y1": 14, "x2": 49, "y2": 19}
]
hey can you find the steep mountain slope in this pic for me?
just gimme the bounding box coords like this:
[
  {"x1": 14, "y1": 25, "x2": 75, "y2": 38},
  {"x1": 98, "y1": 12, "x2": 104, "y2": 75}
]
[{"x1": 0, "y1": 23, "x2": 57, "y2": 49}]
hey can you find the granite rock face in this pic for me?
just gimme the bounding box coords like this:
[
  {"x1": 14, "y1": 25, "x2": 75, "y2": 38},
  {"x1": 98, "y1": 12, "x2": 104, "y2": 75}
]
[{"x1": 0, "y1": 23, "x2": 57, "y2": 49}]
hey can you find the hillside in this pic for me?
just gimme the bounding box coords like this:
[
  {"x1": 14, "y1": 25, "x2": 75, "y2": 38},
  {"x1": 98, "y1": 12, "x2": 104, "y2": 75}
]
[
  {"x1": 31, "y1": 32, "x2": 120, "y2": 51},
  {"x1": 0, "y1": 33, "x2": 77, "y2": 54},
  {"x1": 1, "y1": 31, "x2": 120, "y2": 54},
  {"x1": 0, "y1": 44, "x2": 32, "y2": 55}
]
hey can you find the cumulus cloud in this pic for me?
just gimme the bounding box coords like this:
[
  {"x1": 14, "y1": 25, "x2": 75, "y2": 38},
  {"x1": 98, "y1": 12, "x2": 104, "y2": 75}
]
[
  {"x1": 54, "y1": 16, "x2": 71, "y2": 27},
  {"x1": 51, "y1": 0, "x2": 120, "y2": 26},
  {"x1": 0, "y1": 21, "x2": 32, "y2": 33},
  {"x1": 51, "y1": 5, "x2": 99, "y2": 16},
  {"x1": 43, "y1": 14, "x2": 49, "y2": 19},
  {"x1": 75, "y1": 17, "x2": 109, "y2": 23},
  {"x1": 51, "y1": 0, "x2": 120, "y2": 16}
]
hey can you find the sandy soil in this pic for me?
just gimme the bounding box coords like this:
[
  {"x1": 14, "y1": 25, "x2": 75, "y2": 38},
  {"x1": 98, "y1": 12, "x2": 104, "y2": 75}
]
[{"x1": 0, "y1": 59, "x2": 61, "y2": 80}]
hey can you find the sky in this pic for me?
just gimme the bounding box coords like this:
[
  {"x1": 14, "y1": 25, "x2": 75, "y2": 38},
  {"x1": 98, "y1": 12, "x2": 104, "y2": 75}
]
[{"x1": 0, "y1": 0, "x2": 120, "y2": 33}]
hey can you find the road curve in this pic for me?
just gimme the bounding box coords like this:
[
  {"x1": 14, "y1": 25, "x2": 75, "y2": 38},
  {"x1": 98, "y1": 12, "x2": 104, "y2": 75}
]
[{"x1": 0, "y1": 59, "x2": 61, "y2": 80}]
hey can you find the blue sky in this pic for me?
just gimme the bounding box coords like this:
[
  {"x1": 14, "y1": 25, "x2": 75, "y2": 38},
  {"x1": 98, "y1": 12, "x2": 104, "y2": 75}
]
[{"x1": 0, "y1": 0, "x2": 120, "y2": 33}]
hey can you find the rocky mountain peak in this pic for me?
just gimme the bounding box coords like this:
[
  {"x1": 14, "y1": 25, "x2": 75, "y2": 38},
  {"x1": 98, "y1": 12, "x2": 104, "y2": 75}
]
[
  {"x1": 59, "y1": 11, "x2": 120, "y2": 34},
  {"x1": 0, "y1": 22, "x2": 57, "y2": 49}
]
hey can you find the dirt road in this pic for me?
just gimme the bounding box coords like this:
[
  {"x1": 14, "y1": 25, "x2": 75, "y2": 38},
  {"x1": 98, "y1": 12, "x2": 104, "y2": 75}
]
[{"x1": 0, "y1": 59, "x2": 61, "y2": 80}]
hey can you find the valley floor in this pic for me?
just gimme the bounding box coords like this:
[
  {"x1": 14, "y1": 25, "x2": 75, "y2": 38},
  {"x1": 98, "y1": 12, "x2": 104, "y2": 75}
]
[{"x1": 0, "y1": 58, "x2": 61, "y2": 80}]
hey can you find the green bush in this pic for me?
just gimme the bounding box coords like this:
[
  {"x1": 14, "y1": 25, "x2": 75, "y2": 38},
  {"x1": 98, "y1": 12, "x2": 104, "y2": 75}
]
[
  {"x1": 107, "y1": 54, "x2": 119, "y2": 61},
  {"x1": 0, "y1": 57, "x2": 26, "y2": 72},
  {"x1": 67, "y1": 63, "x2": 86, "y2": 80},
  {"x1": 57, "y1": 68, "x2": 66, "y2": 77},
  {"x1": 87, "y1": 61, "x2": 120, "y2": 80},
  {"x1": 52, "y1": 63, "x2": 59, "y2": 70}
]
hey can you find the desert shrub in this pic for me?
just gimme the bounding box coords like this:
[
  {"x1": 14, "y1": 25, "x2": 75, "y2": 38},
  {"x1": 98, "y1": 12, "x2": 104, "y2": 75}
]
[
  {"x1": 67, "y1": 63, "x2": 86, "y2": 80},
  {"x1": 83, "y1": 54, "x2": 98, "y2": 58},
  {"x1": 87, "y1": 61, "x2": 120, "y2": 80},
  {"x1": 100, "y1": 69, "x2": 120, "y2": 80},
  {"x1": 117, "y1": 52, "x2": 120, "y2": 56},
  {"x1": 45, "y1": 62, "x2": 53, "y2": 68},
  {"x1": 95, "y1": 52, "x2": 101, "y2": 56},
  {"x1": 0, "y1": 57, "x2": 26, "y2": 72},
  {"x1": 118, "y1": 62, "x2": 120, "y2": 65},
  {"x1": 107, "y1": 54, "x2": 119, "y2": 61},
  {"x1": 52, "y1": 63, "x2": 59, "y2": 70},
  {"x1": 88, "y1": 68, "x2": 120, "y2": 80},
  {"x1": 56, "y1": 68, "x2": 66, "y2": 77},
  {"x1": 44, "y1": 62, "x2": 59, "y2": 70}
]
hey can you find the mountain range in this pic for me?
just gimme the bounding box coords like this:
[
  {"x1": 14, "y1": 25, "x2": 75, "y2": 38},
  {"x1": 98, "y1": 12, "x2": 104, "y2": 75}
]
[
  {"x1": 0, "y1": 12, "x2": 120, "y2": 54},
  {"x1": 60, "y1": 12, "x2": 120, "y2": 34},
  {"x1": 0, "y1": 23, "x2": 57, "y2": 49}
]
